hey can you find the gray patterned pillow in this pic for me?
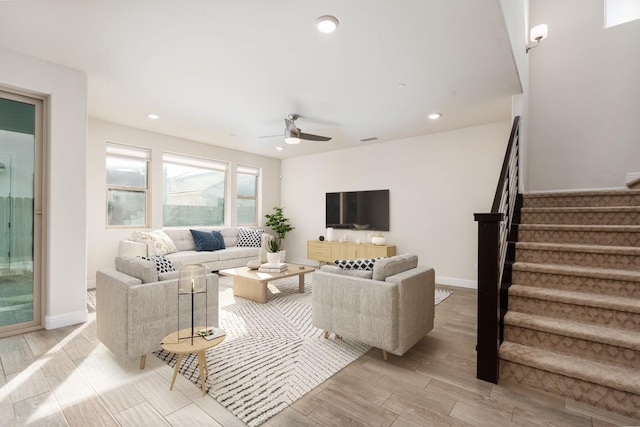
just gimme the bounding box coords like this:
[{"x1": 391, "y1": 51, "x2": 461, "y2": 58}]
[{"x1": 237, "y1": 228, "x2": 264, "y2": 247}]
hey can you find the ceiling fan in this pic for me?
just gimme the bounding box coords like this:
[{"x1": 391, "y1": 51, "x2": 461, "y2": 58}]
[{"x1": 284, "y1": 114, "x2": 332, "y2": 144}]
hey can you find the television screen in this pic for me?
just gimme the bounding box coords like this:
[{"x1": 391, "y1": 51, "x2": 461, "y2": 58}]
[{"x1": 326, "y1": 189, "x2": 389, "y2": 231}]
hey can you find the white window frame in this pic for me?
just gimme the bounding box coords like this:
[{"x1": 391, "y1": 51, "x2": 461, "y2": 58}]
[
  {"x1": 236, "y1": 165, "x2": 260, "y2": 226},
  {"x1": 162, "y1": 153, "x2": 228, "y2": 227},
  {"x1": 106, "y1": 143, "x2": 150, "y2": 228}
]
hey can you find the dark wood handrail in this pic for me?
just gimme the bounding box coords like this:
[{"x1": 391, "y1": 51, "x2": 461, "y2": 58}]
[
  {"x1": 474, "y1": 116, "x2": 520, "y2": 384},
  {"x1": 491, "y1": 116, "x2": 520, "y2": 213}
]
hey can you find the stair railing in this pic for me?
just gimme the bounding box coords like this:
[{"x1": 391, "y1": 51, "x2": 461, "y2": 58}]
[{"x1": 474, "y1": 116, "x2": 520, "y2": 383}]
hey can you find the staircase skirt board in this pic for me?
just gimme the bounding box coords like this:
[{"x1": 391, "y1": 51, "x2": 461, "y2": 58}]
[
  {"x1": 512, "y1": 263, "x2": 640, "y2": 298},
  {"x1": 499, "y1": 189, "x2": 640, "y2": 421},
  {"x1": 518, "y1": 224, "x2": 640, "y2": 247}
]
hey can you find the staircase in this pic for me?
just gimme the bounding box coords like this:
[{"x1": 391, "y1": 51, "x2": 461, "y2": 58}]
[{"x1": 498, "y1": 189, "x2": 640, "y2": 420}]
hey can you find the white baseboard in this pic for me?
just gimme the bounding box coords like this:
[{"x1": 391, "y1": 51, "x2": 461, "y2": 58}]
[
  {"x1": 44, "y1": 309, "x2": 88, "y2": 330},
  {"x1": 436, "y1": 275, "x2": 477, "y2": 289}
]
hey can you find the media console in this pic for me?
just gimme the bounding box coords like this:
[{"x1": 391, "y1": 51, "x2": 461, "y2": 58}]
[{"x1": 307, "y1": 240, "x2": 396, "y2": 264}]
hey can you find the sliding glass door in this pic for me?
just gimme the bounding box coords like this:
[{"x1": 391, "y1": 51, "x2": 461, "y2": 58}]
[{"x1": 0, "y1": 89, "x2": 43, "y2": 337}]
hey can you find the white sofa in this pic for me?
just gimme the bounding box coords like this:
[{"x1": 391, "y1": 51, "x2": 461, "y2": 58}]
[{"x1": 119, "y1": 227, "x2": 269, "y2": 272}]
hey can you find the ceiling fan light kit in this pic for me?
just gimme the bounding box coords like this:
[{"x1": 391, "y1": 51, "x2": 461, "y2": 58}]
[{"x1": 285, "y1": 137, "x2": 301, "y2": 145}]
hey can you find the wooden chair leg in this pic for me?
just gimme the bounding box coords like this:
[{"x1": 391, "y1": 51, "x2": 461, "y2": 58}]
[
  {"x1": 140, "y1": 354, "x2": 147, "y2": 369},
  {"x1": 323, "y1": 331, "x2": 329, "y2": 339},
  {"x1": 335, "y1": 334, "x2": 341, "y2": 340},
  {"x1": 382, "y1": 350, "x2": 388, "y2": 361}
]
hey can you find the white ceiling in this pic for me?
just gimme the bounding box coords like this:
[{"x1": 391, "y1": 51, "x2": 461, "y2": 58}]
[{"x1": 0, "y1": 0, "x2": 521, "y2": 159}]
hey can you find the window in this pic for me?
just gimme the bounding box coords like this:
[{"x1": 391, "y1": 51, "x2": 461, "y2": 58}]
[
  {"x1": 237, "y1": 165, "x2": 260, "y2": 225},
  {"x1": 163, "y1": 153, "x2": 227, "y2": 227},
  {"x1": 106, "y1": 143, "x2": 150, "y2": 227}
]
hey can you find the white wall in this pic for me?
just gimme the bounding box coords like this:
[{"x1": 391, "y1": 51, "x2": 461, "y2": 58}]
[
  {"x1": 281, "y1": 121, "x2": 511, "y2": 288},
  {"x1": 528, "y1": 0, "x2": 640, "y2": 191},
  {"x1": 0, "y1": 48, "x2": 88, "y2": 329},
  {"x1": 500, "y1": 0, "x2": 529, "y2": 192},
  {"x1": 86, "y1": 119, "x2": 281, "y2": 286}
]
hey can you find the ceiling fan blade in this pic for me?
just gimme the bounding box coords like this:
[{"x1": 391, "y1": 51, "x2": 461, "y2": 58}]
[{"x1": 300, "y1": 132, "x2": 332, "y2": 142}]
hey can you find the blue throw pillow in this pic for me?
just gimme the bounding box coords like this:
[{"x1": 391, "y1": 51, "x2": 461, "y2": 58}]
[{"x1": 190, "y1": 229, "x2": 226, "y2": 251}]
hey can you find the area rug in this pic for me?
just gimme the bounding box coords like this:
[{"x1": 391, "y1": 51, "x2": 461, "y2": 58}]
[{"x1": 154, "y1": 276, "x2": 452, "y2": 426}]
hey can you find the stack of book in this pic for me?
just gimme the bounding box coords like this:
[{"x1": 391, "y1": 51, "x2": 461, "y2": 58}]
[{"x1": 259, "y1": 262, "x2": 288, "y2": 273}]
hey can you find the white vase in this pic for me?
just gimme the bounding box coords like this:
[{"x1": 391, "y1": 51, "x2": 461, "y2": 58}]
[
  {"x1": 259, "y1": 245, "x2": 268, "y2": 263},
  {"x1": 371, "y1": 236, "x2": 386, "y2": 245},
  {"x1": 326, "y1": 227, "x2": 334, "y2": 241},
  {"x1": 267, "y1": 252, "x2": 280, "y2": 264}
]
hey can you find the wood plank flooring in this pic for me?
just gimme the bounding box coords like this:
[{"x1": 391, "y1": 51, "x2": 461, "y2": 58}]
[{"x1": 1, "y1": 285, "x2": 637, "y2": 426}]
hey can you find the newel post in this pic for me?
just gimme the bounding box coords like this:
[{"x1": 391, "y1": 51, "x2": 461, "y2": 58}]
[{"x1": 474, "y1": 212, "x2": 503, "y2": 384}]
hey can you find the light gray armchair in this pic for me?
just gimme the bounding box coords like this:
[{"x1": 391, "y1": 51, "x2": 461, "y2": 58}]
[
  {"x1": 312, "y1": 254, "x2": 435, "y2": 360},
  {"x1": 96, "y1": 256, "x2": 219, "y2": 368}
]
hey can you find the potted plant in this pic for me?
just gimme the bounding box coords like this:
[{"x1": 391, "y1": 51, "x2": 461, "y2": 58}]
[
  {"x1": 266, "y1": 236, "x2": 282, "y2": 264},
  {"x1": 265, "y1": 207, "x2": 294, "y2": 261},
  {"x1": 265, "y1": 206, "x2": 295, "y2": 241}
]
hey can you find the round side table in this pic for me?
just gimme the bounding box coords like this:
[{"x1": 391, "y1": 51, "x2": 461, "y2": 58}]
[{"x1": 160, "y1": 327, "x2": 225, "y2": 396}]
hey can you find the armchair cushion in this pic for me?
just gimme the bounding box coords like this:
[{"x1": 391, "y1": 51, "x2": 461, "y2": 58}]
[
  {"x1": 115, "y1": 255, "x2": 158, "y2": 284},
  {"x1": 372, "y1": 253, "x2": 418, "y2": 281}
]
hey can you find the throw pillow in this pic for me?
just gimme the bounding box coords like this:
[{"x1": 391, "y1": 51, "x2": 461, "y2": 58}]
[
  {"x1": 190, "y1": 229, "x2": 226, "y2": 251},
  {"x1": 237, "y1": 228, "x2": 264, "y2": 247},
  {"x1": 334, "y1": 257, "x2": 381, "y2": 271},
  {"x1": 133, "y1": 229, "x2": 177, "y2": 256},
  {"x1": 140, "y1": 255, "x2": 175, "y2": 274}
]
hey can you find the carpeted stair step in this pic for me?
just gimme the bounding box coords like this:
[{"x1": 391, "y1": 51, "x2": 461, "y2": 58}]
[
  {"x1": 503, "y1": 311, "x2": 640, "y2": 370},
  {"x1": 515, "y1": 242, "x2": 640, "y2": 271},
  {"x1": 499, "y1": 341, "x2": 640, "y2": 419},
  {"x1": 523, "y1": 189, "x2": 640, "y2": 208},
  {"x1": 520, "y1": 206, "x2": 640, "y2": 226},
  {"x1": 517, "y1": 224, "x2": 640, "y2": 247},
  {"x1": 508, "y1": 284, "x2": 640, "y2": 331},
  {"x1": 512, "y1": 262, "x2": 640, "y2": 298}
]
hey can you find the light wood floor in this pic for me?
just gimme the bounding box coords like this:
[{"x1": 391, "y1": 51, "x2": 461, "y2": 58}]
[{"x1": 1, "y1": 285, "x2": 637, "y2": 426}]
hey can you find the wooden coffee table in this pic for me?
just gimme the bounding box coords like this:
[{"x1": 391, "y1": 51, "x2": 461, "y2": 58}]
[
  {"x1": 160, "y1": 327, "x2": 225, "y2": 396},
  {"x1": 218, "y1": 263, "x2": 315, "y2": 303}
]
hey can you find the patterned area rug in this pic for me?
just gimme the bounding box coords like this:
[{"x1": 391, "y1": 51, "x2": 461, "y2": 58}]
[{"x1": 154, "y1": 275, "x2": 452, "y2": 426}]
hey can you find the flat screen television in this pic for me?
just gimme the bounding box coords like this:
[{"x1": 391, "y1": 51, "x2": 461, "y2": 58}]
[{"x1": 326, "y1": 189, "x2": 390, "y2": 231}]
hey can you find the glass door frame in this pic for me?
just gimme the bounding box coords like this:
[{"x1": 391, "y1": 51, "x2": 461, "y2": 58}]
[{"x1": 0, "y1": 87, "x2": 47, "y2": 338}]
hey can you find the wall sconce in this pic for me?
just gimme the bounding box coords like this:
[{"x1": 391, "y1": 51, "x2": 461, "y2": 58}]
[{"x1": 526, "y1": 24, "x2": 548, "y2": 53}]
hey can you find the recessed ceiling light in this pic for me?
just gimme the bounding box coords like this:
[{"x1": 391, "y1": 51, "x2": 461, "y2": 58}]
[
  {"x1": 316, "y1": 15, "x2": 339, "y2": 33},
  {"x1": 397, "y1": 83, "x2": 406, "y2": 89},
  {"x1": 147, "y1": 113, "x2": 160, "y2": 120},
  {"x1": 276, "y1": 146, "x2": 285, "y2": 151},
  {"x1": 428, "y1": 113, "x2": 442, "y2": 120}
]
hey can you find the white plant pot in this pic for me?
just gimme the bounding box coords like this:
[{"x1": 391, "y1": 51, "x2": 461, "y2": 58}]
[
  {"x1": 279, "y1": 250, "x2": 286, "y2": 263},
  {"x1": 267, "y1": 252, "x2": 280, "y2": 264}
]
